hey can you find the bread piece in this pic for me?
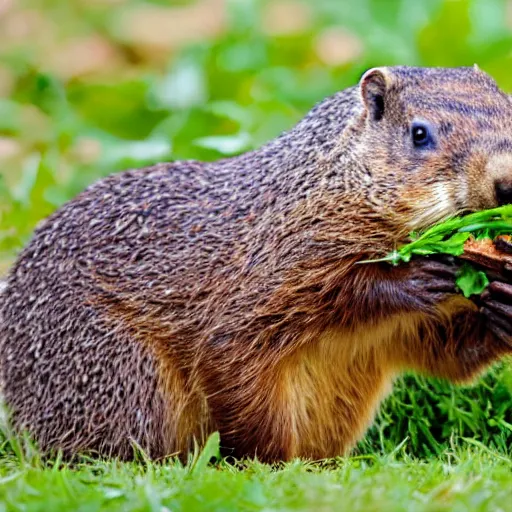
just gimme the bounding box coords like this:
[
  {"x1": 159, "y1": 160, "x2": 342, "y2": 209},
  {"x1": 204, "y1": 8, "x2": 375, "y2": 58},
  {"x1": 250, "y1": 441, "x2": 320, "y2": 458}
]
[{"x1": 460, "y1": 235, "x2": 512, "y2": 271}]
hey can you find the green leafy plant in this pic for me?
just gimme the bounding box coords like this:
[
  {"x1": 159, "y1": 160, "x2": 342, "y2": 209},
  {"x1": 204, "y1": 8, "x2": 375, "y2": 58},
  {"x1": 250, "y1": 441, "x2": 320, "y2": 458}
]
[
  {"x1": 370, "y1": 204, "x2": 512, "y2": 297},
  {"x1": 385, "y1": 204, "x2": 512, "y2": 264}
]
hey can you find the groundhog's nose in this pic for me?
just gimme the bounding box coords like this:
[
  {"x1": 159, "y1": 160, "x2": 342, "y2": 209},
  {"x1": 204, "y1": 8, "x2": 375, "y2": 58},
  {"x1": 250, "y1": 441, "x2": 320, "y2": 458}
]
[
  {"x1": 495, "y1": 180, "x2": 512, "y2": 205},
  {"x1": 488, "y1": 153, "x2": 512, "y2": 205}
]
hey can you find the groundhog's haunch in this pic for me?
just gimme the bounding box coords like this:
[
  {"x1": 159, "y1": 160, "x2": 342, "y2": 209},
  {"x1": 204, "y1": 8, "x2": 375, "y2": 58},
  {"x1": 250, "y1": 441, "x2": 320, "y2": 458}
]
[{"x1": 2, "y1": 66, "x2": 512, "y2": 462}]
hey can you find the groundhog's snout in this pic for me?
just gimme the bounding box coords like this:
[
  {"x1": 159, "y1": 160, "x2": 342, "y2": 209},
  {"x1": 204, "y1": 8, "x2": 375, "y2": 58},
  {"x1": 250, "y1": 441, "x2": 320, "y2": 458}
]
[{"x1": 487, "y1": 154, "x2": 512, "y2": 206}]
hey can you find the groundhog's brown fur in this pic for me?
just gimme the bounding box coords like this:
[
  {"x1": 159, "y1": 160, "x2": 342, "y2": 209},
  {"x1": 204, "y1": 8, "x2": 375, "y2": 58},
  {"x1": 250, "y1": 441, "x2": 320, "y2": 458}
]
[{"x1": 2, "y1": 66, "x2": 512, "y2": 462}]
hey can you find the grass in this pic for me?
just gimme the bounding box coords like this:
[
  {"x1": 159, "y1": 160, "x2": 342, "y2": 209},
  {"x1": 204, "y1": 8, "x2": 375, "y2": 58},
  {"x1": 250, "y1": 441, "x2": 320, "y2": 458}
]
[
  {"x1": 2, "y1": 0, "x2": 512, "y2": 509},
  {"x1": 361, "y1": 367, "x2": 512, "y2": 458},
  {"x1": 1, "y1": 436, "x2": 512, "y2": 511}
]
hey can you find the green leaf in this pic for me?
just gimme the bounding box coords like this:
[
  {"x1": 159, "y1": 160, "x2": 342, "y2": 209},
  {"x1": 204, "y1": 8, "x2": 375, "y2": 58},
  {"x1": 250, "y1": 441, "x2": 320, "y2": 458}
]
[
  {"x1": 194, "y1": 132, "x2": 252, "y2": 155},
  {"x1": 153, "y1": 55, "x2": 207, "y2": 110},
  {"x1": 188, "y1": 432, "x2": 221, "y2": 475},
  {"x1": 99, "y1": 135, "x2": 172, "y2": 168},
  {"x1": 456, "y1": 263, "x2": 490, "y2": 298}
]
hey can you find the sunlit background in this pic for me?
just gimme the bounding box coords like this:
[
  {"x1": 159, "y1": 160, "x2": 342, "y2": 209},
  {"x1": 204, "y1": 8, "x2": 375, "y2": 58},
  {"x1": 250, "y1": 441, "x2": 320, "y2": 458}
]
[
  {"x1": 1, "y1": 0, "x2": 512, "y2": 456},
  {"x1": 1, "y1": 0, "x2": 512, "y2": 266}
]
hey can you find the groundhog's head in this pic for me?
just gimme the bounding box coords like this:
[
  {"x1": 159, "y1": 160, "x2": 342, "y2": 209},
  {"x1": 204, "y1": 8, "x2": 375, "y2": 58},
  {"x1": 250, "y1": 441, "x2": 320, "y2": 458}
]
[{"x1": 357, "y1": 65, "x2": 512, "y2": 233}]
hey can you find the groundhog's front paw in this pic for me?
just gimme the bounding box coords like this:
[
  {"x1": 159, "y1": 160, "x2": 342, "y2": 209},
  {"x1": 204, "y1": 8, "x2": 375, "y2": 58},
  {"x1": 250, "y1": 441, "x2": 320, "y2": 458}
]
[
  {"x1": 480, "y1": 281, "x2": 512, "y2": 346},
  {"x1": 404, "y1": 256, "x2": 459, "y2": 308}
]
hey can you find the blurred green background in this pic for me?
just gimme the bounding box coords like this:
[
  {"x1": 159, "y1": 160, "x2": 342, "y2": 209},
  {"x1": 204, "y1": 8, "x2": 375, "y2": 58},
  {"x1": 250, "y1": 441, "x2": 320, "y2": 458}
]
[{"x1": 1, "y1": 0, "x2": 512, "y2": 457}]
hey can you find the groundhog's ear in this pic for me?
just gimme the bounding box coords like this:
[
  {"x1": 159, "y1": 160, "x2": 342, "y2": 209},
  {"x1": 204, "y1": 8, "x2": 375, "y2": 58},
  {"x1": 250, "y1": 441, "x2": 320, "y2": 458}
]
[{"x1": 360, "y1": 68, "x2": 392, "y2": 122}]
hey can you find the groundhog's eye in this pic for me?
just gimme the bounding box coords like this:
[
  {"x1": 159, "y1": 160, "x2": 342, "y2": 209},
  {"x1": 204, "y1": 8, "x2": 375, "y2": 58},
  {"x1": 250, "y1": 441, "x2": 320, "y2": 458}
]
[{"x1": 411, "y1": 121, "x2": 434, "y2": 148}]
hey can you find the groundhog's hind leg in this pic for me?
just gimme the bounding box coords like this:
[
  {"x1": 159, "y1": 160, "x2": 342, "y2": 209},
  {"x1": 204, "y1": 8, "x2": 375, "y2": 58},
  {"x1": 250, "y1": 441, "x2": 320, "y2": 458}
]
[{"x1": 1, "y1": 302, "x2": 171, "y2": 460}]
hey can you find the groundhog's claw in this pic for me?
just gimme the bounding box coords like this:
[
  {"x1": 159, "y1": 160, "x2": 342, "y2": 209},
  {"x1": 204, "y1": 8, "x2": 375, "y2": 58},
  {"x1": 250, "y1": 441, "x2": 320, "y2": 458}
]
[{"x1": 480, "y1": 281, "x2": 512, "y2": 345}]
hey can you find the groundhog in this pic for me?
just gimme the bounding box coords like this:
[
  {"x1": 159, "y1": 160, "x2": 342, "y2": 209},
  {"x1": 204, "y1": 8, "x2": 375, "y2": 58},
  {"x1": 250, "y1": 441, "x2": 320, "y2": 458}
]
[{"x1": 1, "y1": 66, "x2": 512, "y2": 462}]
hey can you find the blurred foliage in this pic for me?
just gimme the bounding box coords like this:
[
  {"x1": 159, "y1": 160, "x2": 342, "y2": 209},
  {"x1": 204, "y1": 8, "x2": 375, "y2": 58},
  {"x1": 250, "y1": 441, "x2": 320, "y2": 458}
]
[
  {"x1": 1, "y1": 0, "x2": 512, "y2": 457},
  {"x1": 2, "y1": 0, "x2": 512, "y2": 262},
  {"x1": 360, "y1": 365, "x2": 512, "y2": 458}
]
